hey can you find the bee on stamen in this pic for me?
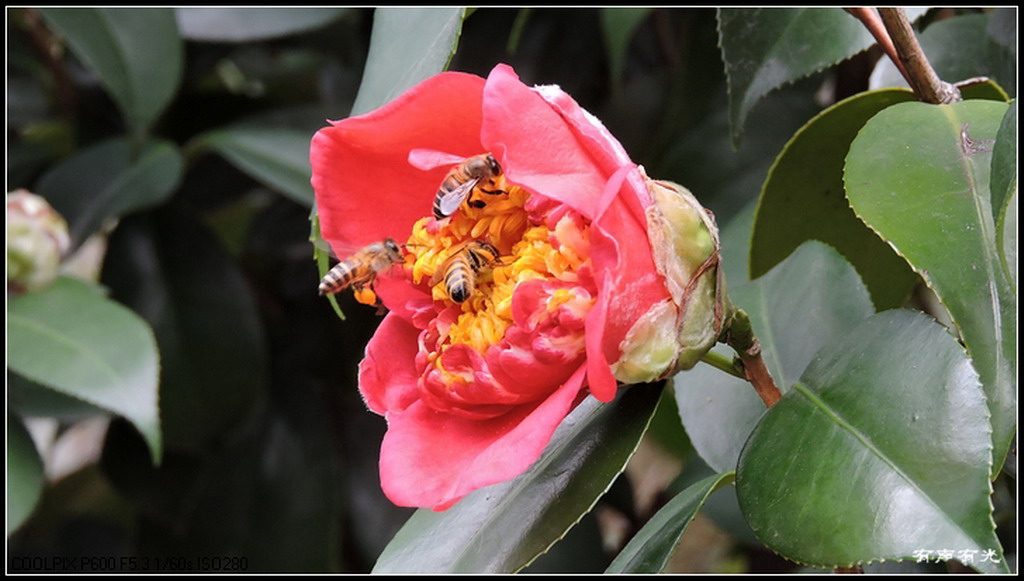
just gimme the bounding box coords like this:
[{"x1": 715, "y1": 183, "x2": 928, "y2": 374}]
[
  {"x1": 429, "y1": 239, "x2": 502, "y2": 303},
  {"x1": 408, "y1": 150, "x2": 505, "y2": 219}
]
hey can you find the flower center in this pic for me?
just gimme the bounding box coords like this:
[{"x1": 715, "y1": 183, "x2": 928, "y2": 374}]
[{"x1": 401, "y1": 170, "x2": 593, "y2": 369}]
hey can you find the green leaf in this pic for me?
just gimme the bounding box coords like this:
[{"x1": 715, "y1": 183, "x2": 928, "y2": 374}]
[
  {"x1": 7, "y1": 413, "x2": 45, "y2": 536},
  {"x1": 717, "y1": 7, "x2": 927, "y2": 146},
  {"x1": 845, "y1": 99, "x2": 1016, "y2": 474},
  {"x1": 991, "y1": 101, "x2": 1016, "y2": 222},
  {"x1": 870, "y1": 12, "x2": 1017, "y2": 99},
  {"x1": 992, "y1": 102, "x2": 1017, "y2": 289},
  {"x1": 600, "y1": 8, "x2": 652, "y2": 91},
  {"x1": 351, "y1": 7, "x2": 465, "y2": 116},
  {"x1": 1001, "y1": 192, "x2": 1017, "y2": 292},
  {"x1": 605, "y1": 472, "x2": 735, "y2": 573},
  {"x1": 736, "y1": 310, "x2": 1004, "y2": 572},
  {"x1": 309, "y1": 212, "x2": 347, "y2": 321},
  {"x1": 35, "y1": 137, "x2": 183, "y2": 249},
  {"x1": 191, "y1": 127, "x2": 314, "y2": 207},
  {"x1": 101, "y1": 209, "x2": 266, "y2": 453},
  {"x1": 8, "y1": 371, "x2": 107, "y2": 421},
  {"x1": 373, "y1": 384, "x2": 663, "y2": 574},
  {"x1": 676, "y1": 241, "x2": 875, "y2": 473},
  {"x1": 175, "y1": 7, "x2": 349, "y2": 42},
  {"x1": 8, "y1": 276, "x2": 161, "y2": 463},
  {"x1": 718, "y1": 199, "x2": 756, "y2": 286},
  {"x1": 39, "y1": 8, "x2": 182, "y2": 137},
  {"x1": 750, "y1": 89, "x2": 920, "y2": 310}
]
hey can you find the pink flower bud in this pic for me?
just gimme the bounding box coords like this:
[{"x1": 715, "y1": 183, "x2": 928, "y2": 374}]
[
  {"x1": 7, "y1": 189, "x2": 70, "y2": 294},
  {"x1": 612, "y1": 178, "x2": 726, "y2": 383}
]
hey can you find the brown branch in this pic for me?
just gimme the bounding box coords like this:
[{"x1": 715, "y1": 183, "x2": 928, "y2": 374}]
[
  {"x1": 739, "y1": 341, "x2": 782, "y2": 408},
  {"x1": 877, "y1": 7, "x2": 961, "y2": 104},
  {"x1": 723, "y1": 308, "x2": 782, "y2": 408},
  {"x1": 844, "y1": 8, "x2": 908, "y2": 83}
]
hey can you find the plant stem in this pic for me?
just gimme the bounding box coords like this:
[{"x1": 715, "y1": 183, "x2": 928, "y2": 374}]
[
  {"x1": 876, "y1": 8, "x2": 962, "y2": 104},
  {"x1": 700, "y1": 350, "x2": 745, "y2": 379},
  {"x1": 722, "y1": 308, "x2": 782, "y2": 408},
  {"x1": 844, "y1": 8, "x2": 908, "y2": 82}
]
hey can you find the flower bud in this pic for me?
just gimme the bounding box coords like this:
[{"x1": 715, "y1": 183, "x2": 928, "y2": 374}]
[
  {"x1": 611, "y1": 177, "x2": 727, "y2": 383},
  {"x1": 7, "y1": 189, "x2": 70, "y2": 293}
]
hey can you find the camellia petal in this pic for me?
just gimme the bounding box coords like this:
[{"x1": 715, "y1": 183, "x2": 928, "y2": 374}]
[
  {"x1": 378, "y1": 365, "x2": 588, "y2": 510},
  {"x1": 481, "y1": 64, "x2": 609, "y2": 220},
  {"x1": 311, "y1": 71, "x2": 486, "y2": 253},
  {"x1": 585, "y1": 165, "x2": 672, "y2": 401},
  {"x1": 359, "y1": 312, "x2": 424, "y2": 415}
]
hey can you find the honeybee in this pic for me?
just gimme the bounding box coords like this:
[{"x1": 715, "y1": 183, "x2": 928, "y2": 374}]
[
  {"x1": 429, "y1": 240, "x2": 502, "y2": 303},
  {"x1": 408, "y1": 149, "x2": 504, "y2": 219},
  {"x1": 318, "y1": 238, "x2": 404, "y2": 297}
]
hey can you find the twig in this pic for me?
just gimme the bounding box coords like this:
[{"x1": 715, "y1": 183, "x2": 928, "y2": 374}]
[
  {"x1": 700, "y1": 350, "x2": 745, "y2": 380},
  {"x1": 876, "y1": 7, "x2": 961, "y2": 104},
  {"x1": 722, "y1": 308, "x2": 782, "y2": 408},
  {"x1": 844, "y1": 8, "x2": 908, "y2": 83}
]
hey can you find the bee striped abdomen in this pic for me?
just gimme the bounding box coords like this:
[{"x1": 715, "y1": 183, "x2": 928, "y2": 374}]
[
  {"x1": 444, "y1": 259, "x2": 476, "y2": 303},
  {"x1": 318, "y1": 261, "x2": 370, "y2": 296},
  {"x1": 437, "y1": 240, "x2": 501, "y2": 303},
  {"x1": 432, "y1": 154, "x2": 504, "y2": 220},
  {"x1": 318, "y1": 239, "x2": 404, "y2": 297}
]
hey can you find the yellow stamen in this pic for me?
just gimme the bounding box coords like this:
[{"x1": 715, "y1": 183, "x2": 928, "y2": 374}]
[{"x1": 402, "y1": 167, "x2": 592, "y2": 373}]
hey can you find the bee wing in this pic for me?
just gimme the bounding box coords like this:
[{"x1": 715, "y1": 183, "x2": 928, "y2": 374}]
[
  {"x1": 438, "y1": 178, "x2": 480, "y2": 217},
  {"x1": 313, "y1": 236, "x2": 378, "y2": 262},
  {"x1": 408, "y1": 148, "x2": 467, "y2": 171}
]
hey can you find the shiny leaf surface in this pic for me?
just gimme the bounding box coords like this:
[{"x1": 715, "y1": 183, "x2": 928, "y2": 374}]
[
  {"x1": 750, "y1": 89, "x2": 919, "y2": 310},
  {"x1": 737, "y1": 310, "x2": 1004, "y2": 572},
  {"x1": 676, "y1": 241, "x2": 874, "y2": 473},
  {"x1": 717, "y1": 7, "x2": 927, "y2": 145},
  {"x1": 176, "y1": 7, "x2": 349, "y2": 42},
  {"x1": 193, "y1": 127, "x2": 314, "y2": 207},
  {"x1": 992, "y1": 102, "x2": 1017, "y2": 290},
  {"x1": 845, "y1": 99, "x2": 1016, "y2": 473},
  {"x1": 8, "y1": 277, "x2": 161, "y2": 462},
  {"x1": 869, "y1": 12, "x2": 1017, "y2": 98},
  {"x1": 40, "y1": 8, "x2": 182, "y2": 136},
  {"x1": 351, "y1": 7, "x2": 465, "y2": 116}
]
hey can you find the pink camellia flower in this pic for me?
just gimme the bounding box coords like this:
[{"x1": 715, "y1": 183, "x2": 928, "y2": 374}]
[{"x1": 311, "y1": 63, "x2": 724, "y2": 511}]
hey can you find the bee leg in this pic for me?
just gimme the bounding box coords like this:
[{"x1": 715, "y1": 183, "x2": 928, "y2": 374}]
[
  {"x1": 371, "y1": 291, "x2": 389, "y2": 316},
  {"x1": 353, "y1": 283, "x2": 389, "y2": 316},
  {"x1": 468, "y1": 199, "x2": 487, "y2": 209}
]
